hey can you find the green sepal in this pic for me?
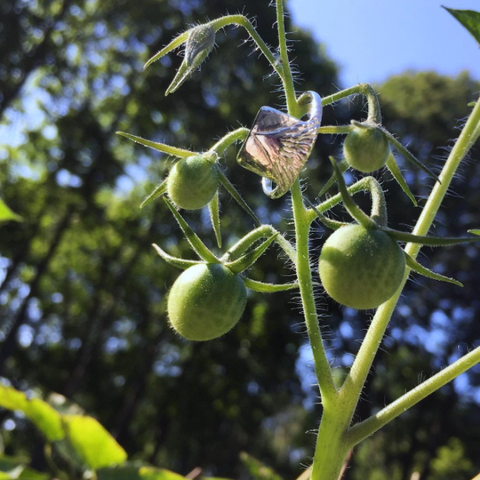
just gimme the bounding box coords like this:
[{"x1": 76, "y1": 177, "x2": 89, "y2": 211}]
[
  {"x1": 242, "y1": 277, "x2": 299, "y2": 293},
  {"x1": 468, "y1": 229, "x2": 480, "y2": 236},
  {"x1": 152, "y1": 244, "x2": 205, "y2": 270},
  {"x1": 405, "y1": 252, "x2": 463, "y2": 287},
  {"x1": 144, "y1": 31, "x2": 190, "y2": 70},
  {"x1": 329, "y1": 157, "x2": 378, "y2": 229},
  {"x1": 217, "y1": 167, "x2": 261, "y2": 226},
  {"x1": 163, "y1": 197, "x2": 219, "y2": 263},
  {"x1": 116, "y1": 131, "x2": 194, "y2": 158},
  {"x1": 318, "y1": 158, "x2": 349, "y2": 197},
  {"x1": 209, "y1": 192, "x2": 222, "y2": 248},
  {"x1": 468, "y1": 102, "x2": 477, "y2": 107},
  {"x1": 386, "y1": 152, "x2": 417, "y2": 206},
  {"x1": 379, "y1": 126, "x2": 440, "y2": 183},
  {"x1": 385, "y1": 228, "x2": 480, "y2": 247},
  {"x1": 304, "y1": 196, "x2": 347, "y2": 231},
  {"x1": 225, "y1": 233, "x2": 278, "y2": 274},
  {"x1": 140, "y1": 179, "x2": 168, "y2": 209}
]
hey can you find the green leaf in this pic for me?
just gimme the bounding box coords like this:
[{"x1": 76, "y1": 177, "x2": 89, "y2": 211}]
[
  {"x1": 163, "y1": 197, "x2": 219, "y2": 263},
  {"x1": 444, "y1": 7, "x2": 480, "y2": 47},
  {"x1": 242, "y1": 277, "x2": 299, "y2": 293},
  {"x1": 0, "y1": 385, "x2": 64, "y2": 442},
  {"x1": 24, "y1": 399, "x2": 64, "y2": 442},
  {"x1": 239, "y1": 452, "x2": 283, "y2": 480},
  {"x1": 209, "y1": 192, "x2": 222, "y2": 248},
  {"x1": 152, "y1": 243, "x2": 206, "y2": 270},
  {"x1": 217, "y1": 168, "x2": 260, "y2": 226},
  {"x1": 98, "y1": 463, "x2": 185, "y2": 480},
  {"x1": 468, "y1": 229, "x2": 480, "y2": 236},
  {"x1": 0, "y1": 198, "x2": 21, "y2": 223},
  {"x1": 405, "y1": 252, "x2": 463, "y2": 287},
  {"x1": 116, "y1": 132, "x2": 194, "y2": 158},
  {"x1": 386, "y1": 152, "x2": 417, "y2": 206},
  {"x1": 225, "y1": 233, "x2": 278, "y2": 274},
  {"x1": 140, "y1": 180, "x2": 168, "y2": 209},
  {"x1": 63, "y1": 415, "x2": 127, "y2": 470}
]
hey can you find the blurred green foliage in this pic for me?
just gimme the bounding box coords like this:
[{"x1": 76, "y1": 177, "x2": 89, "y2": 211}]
[{"x1": 0, "y1": 0, "x2": 480, "y2": 479}]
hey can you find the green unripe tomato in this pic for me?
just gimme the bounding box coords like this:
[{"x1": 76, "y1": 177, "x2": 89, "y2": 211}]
[
  {"x1": 167, "y1": 263, "x2": 247, "y2": 341},
  {"x1": 343, "y1": 126, "x2": 390, "y2": 173},
  {"x1": 319, "y1": 224, "x2": 405, "y2": 310},
  {"x1": 167, "y1": 155, "x2": 219, "y2": 210}
]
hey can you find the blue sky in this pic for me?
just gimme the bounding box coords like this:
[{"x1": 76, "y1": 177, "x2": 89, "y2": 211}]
[{"x1": 289, "y1": 0, "x2": 480, "y2": 87}]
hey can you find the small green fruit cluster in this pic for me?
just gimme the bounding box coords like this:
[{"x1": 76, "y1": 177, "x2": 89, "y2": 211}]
[
  {"x1": 167, "y1": 154, "x2": 219, "y2": 210},
  {"x1": 167, "y1": 263, "x2": 247, "y2": 341},
  {"x1": 319, "y1": 224, "x2": 405, "y2": 310}
]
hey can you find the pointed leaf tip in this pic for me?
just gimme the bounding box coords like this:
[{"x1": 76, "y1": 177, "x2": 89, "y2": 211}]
[{"x1": 443, "y1": 7, "x2": 480, "y2": 47}]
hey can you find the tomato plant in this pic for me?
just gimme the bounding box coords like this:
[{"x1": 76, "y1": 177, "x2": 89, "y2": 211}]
[
  {"x1": 115, "y1": 4, "x2": 480, "y2": 479},
  {"x1": 2, "y1": 3, "x2": 479, "y2": 480}
]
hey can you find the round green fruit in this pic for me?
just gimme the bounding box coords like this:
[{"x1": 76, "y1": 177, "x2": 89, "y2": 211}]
[
  {"x1": 167, "y1": 155, "x2": 219, "y2": 210},
  {"x1": 319, "y1": 224, "x2": 405, "y2": 310},
  {"x1": 167, "y1": 263, "x2": 247, "y2": 341},
  {"x1": 343, "y1": 126, "x2": 390, "y2": 173}
]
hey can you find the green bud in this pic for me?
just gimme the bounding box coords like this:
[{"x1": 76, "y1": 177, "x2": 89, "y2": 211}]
[{"x1": 166, "y1": 24, "x2": 216, "y2": 96}]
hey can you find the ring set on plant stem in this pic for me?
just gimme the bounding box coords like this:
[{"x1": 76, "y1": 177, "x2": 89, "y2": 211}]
[{"x1": 308, "y1": 158, "x2": 479, "y2": 310}]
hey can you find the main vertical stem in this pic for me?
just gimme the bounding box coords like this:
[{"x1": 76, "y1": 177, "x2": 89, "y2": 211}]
[
  {"x1": 276, "y1": 3, "x2": 350, "y2": 476},
  {"x1": 290, "y1": 181, "x2": 336, "y2": 403},
  {"x1": 276, "y1": 0, "x2": 300, "y2": 117},
  {"x1": 291, "y1": 181, "x2": 350, "y2": 480}
]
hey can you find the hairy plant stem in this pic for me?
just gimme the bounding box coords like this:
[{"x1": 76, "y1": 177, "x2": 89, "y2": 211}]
[
  {"x1": 291, "y1": 181, "x2": 336, "y2": 403},
  {"x1": 322, "y1": 83, "x2": 382, "y2": 124}
]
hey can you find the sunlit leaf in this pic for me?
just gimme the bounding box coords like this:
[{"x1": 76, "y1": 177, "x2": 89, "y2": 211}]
[
  {"x1": 64, "y1": 415, "x2": 127, "y2": 469},
  {"x1": 444, "y1": 7, "x2": 480, "y2": 47},
  {"x1": 0, "y1": 455, "x2": 48, "y2": 480},
  {"x1": 0, "y1": 385, "x2": 63, "y2": 442},
  {"x1": 98, "y1": 463, "x2": 185, "y2": 480},
  {"x1": 0, "y1": 198, "x2": 21, "y2": 223},
  {"x1": 239, "y1": 452, "x2": 283, "y2": 480}
]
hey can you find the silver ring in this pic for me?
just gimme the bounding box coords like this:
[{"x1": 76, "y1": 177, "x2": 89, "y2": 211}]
[{"x1": 237, "y1": 91, "x2": 322, "y2": 199}]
